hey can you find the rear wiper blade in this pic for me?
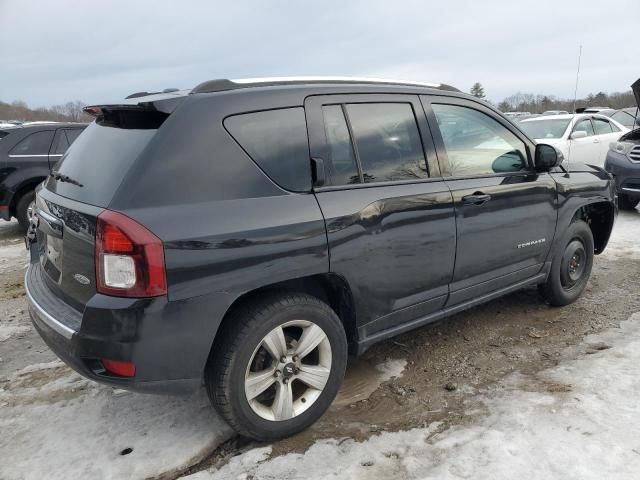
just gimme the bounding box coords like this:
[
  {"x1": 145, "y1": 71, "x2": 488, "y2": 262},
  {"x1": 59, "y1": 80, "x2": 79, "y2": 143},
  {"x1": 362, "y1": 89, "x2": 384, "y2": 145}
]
[{"x1": 51, "y1": 170, "x2": 83, "y2": 187}]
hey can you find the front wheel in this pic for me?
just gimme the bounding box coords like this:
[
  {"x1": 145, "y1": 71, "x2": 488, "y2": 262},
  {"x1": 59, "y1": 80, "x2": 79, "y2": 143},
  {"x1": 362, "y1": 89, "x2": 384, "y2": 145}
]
[
  {"x1": 539, "y1": 220, "x2": 594, "y2": 306},
  {"x1": 206, "y1": 293, "x2": 348, "y2": 441}
]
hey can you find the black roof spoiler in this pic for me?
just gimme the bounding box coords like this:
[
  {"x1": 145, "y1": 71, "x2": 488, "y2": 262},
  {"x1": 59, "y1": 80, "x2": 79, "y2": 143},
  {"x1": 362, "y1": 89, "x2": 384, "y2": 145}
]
[{"x1": 83, "y1": 89, "x2": 189, "y2": 117}]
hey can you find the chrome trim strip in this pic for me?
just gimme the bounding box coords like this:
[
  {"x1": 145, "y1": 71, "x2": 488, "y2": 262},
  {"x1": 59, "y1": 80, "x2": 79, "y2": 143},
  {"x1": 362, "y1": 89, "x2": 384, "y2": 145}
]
[
  {"x1": 621, "y1": 187, "x2": 640, "y2": 193},
  {"x1": 8, "y1": 154, "x2": 49, "y2": 158},
  {"x1": 24, "y1": 268, "x2": 76, "y2": 340}
]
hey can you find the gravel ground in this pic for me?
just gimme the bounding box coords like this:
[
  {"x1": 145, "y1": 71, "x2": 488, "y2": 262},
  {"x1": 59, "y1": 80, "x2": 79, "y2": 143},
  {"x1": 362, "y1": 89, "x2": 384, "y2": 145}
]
[{"x1": 1, "y1": 209, "x2": 639, "y2": 479}]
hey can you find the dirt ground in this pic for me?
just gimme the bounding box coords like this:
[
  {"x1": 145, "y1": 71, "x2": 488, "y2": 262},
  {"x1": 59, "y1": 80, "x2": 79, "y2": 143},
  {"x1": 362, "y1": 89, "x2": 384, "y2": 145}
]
[{"x1": 1, "y1": 210, "x2": 639, "y2": 478}]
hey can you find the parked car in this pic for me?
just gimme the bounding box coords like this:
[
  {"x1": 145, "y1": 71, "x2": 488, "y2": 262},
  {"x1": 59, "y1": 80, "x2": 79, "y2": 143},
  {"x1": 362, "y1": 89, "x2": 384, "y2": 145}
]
[
  {"x1": 0, "y1": 122, "x2": 86, "y2": 229},
  {"x1": 519, "y1": 113, "x2": 628, "y2": 167},
  {"x1": 25, "y1": 77, "x2": 616, "y2": 441},
  {"x1": 605, "y1": 107, "x2": 640, "y2": 129},
  {"x1": 605, "y1": 80, "x2": 640, "y2": 210},
  {"x1": 542, "y1": 110, "x2": 569, "y2": 115}
]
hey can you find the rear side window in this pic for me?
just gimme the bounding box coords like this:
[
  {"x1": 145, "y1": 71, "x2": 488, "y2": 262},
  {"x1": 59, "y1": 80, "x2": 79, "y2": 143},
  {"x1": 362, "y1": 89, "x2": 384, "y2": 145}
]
[
  {"x1": 51, "y1": 129, "x2": 70, "y2": 155},
  {"x1": 346, "y1": 103, "x2": 427, "y2": 183},
  {"x1": 224, "y1": 108, "x2": 310, "y2": 192},
  {"x1": 611, "y1": 111, "x2": 635, "y2": 128},
  {"x1": 9, "y1": 130, "x2": 54, "y2": 155},
  {"x1": 593, "y1": 118, "x2": 613, "y2": 134}
]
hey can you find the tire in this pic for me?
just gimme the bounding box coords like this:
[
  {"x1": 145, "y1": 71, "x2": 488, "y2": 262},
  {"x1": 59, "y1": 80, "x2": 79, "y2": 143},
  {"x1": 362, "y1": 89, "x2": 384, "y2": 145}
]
[
  {"x1": 538, "y1": 220, "x2": 594, "y2": 306},
  {"x1": 618, "y1": 194, "x2": 639, "y2": 211},
  {"x1": 206, "y1": 293, "x2": 348, "y2": 441},
  {"x1": 16, "y1": 190, "x2": 36, "y2": 232}
]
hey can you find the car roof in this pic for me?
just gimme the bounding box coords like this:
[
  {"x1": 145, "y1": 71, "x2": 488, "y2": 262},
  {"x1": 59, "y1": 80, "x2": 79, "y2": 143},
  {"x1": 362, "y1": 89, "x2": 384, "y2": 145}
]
[{"x1": 7, "y1": 122, "x2": 87, "y2": 131}]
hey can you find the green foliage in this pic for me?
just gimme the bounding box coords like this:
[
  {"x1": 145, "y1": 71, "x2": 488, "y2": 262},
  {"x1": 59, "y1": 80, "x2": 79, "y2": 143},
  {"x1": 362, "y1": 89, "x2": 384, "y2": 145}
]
[{"x1": 470, "y1": 82, "x2": 486, "y2": 99}]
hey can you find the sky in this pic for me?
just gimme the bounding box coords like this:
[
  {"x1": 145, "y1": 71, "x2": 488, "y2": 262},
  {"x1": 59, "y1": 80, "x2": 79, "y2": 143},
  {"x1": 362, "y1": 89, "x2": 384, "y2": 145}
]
[{"x1": 1, "y1": 0, "x2": 638, "y2": 107}]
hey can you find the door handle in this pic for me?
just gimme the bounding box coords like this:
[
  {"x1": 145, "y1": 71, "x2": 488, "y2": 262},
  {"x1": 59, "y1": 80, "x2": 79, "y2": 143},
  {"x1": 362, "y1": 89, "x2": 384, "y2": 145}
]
[{"x1": 462, "y1": 192, "x2": 491, "y2": 206}]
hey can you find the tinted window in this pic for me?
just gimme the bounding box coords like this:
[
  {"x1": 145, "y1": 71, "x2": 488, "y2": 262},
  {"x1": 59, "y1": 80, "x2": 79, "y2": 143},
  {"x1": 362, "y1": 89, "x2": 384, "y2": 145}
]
[
  {"x1": 51, "y1": 122, "x2": 157, "y2": 206},
  {"x1": 10, "y1": 130, "x2": 54, "y2": 155},
  {"x1": 432, "y1": 104, "x2": 528, "y2": 176},
  {"x1": 593, "y1": 118, "x2": 613, "y2": 135},
  {"x1": 346, "y1": 103, "x2": 427, "y2": 183},
  {"x1": 52, "y1": 129, "x2": 70, "y2": 155},
  {"x1": 65, "y1": 128, "x2": 83, "y2": 144},
  {"x1": 611, "y1": 111, "x2": 634, "y2": 128},
  {"x1": 573, "y1": 119, "x2": 595, "y2": 136},
  {"x1": 322, "y1": 105, "x2": 360, "y2": 185},
  {"x1": 225, "y1": 108, "x2": 310, "y2": 192}
]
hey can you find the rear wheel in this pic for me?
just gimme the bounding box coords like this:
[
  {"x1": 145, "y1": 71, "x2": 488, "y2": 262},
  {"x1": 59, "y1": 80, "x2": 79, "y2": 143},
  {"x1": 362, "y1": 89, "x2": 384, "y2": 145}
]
[
  {"x1": 618, "y1": 194, "x2": 639, "y2": 211},
  {"x1": 16, "y1": 191, "x2": 36, "y2": 231},
  {"x1": 539, "y1": 220, "x2": 594, "y2": 306},
  {"x1": 206, "y1": 293, "x2": 348, "y2": 441}
]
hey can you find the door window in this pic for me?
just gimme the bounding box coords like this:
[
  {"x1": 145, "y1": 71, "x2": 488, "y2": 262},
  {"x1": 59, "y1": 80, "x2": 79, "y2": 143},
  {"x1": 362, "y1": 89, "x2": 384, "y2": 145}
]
[
  {"x1": 573, "y1": 119, "x2": 595, "y2": 137},
  {"x1": 9, "y1": 130, "x2": 55, "y2": 155},
  {"x1": 593, "y1": 118, "x2": 614, "y2": 135},
  {"x1": 52, "y1": 129, "x2": 70, "y2": 155},
  {"x1": 611, "y1": 111, "x2": 635, "y2": 128},
  {"x1": 65, "y1": 128, "x2": 83, "y2": 144},
  {"x1": 321, "y1": 105, "x2": 360, "y2": 185},
  {"x1": 224, "y1": 107, "x2": 310, "y2": 192},
  {"x1": 431, "y1": 104, "x2": 528, "y2": 176},
  {"x1": 345, "y1": 103, "x2": 427, "y2": 183}
]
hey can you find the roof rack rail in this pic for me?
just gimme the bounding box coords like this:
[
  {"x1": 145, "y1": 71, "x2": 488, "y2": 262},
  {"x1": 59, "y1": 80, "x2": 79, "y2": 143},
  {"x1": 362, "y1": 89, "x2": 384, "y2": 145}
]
[{"x1": 191, "y1": 76, "x2": 459, "y2": 94}]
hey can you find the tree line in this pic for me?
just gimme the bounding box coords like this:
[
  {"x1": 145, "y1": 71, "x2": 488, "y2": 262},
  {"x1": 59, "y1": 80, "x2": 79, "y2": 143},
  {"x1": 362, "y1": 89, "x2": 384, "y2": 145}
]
[
  {"x1": 0, "y1": 100, "x2": 92, "y2": 123},
  {"x1": 470, "y1": 82, "x2": 636, "y2": 113}
]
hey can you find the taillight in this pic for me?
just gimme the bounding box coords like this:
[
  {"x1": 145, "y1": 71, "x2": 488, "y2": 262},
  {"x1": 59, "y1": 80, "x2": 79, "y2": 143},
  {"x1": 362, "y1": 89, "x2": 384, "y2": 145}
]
[{"x1": 95, "y1": 210, "x2": 167, "y2": 297}]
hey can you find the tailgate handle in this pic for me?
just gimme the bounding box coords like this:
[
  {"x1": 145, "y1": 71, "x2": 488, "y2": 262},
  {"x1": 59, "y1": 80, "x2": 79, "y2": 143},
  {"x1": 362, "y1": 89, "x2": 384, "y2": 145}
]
[{"x1": 37, "y1": 208, "x2": 63, "y2": 238}]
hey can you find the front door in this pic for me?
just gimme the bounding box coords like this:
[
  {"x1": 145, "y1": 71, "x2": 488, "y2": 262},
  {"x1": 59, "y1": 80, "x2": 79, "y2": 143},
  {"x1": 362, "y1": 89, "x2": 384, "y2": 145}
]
[
  {"x1": 306, "y1": 94, "x2": 456, "y2": 339},
  {"x1": 568, "y1": 117, "x2": 599, "y2": 165},
  {"x1": 422, "y1": 96, "x2": 557, "y2": 306}
]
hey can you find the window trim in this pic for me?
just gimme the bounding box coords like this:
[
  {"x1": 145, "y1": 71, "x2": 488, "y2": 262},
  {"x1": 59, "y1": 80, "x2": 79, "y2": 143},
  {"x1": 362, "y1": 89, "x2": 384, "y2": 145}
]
[
  {"x1": 421, "y1": 95, "x2": 535, "y2": 179},
  {"x1": 591, "y1": 116, "x2": 615, "y2": 135},
  {"x1": 571, "y1": 117, "x2": 595, "y2": 137},
  {"x1": 8, "y1": 129, "x2": 55, "y2": 157},
  {"x1": 305, "y1": 93, "x2": 439, "y2": 189}
]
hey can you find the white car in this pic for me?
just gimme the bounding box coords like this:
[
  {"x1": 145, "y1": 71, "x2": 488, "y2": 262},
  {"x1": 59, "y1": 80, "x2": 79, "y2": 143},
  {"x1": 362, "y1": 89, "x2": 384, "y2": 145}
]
[{"x1": 518, "y1": 113, "x2": 629, "y2": 167}]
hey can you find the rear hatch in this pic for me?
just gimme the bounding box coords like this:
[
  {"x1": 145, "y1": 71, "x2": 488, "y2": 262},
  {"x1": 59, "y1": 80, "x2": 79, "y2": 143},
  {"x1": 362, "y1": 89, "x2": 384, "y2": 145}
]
[{"x1": 35, "y1": 95, "x2": 181, "y2": 310}]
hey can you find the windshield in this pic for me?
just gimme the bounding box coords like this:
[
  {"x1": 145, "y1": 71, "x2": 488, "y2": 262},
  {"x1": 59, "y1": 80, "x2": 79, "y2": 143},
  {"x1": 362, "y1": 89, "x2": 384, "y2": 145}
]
[{"x1": 519, "y1": 119, "x2": 571, "y2": 139}]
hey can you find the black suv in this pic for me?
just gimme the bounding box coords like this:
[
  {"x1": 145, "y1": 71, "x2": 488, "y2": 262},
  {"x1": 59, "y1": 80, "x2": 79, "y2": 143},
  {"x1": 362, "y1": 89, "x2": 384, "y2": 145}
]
[
  {"x1": 605, "y1": 79, "x2": 640, "y2": 210},
  {"x1": 0, "y1": 122, "x2": 86, "y2": 229},
  {"x1": 25, "y1": 78, "x2": 615, "y2": 441}
]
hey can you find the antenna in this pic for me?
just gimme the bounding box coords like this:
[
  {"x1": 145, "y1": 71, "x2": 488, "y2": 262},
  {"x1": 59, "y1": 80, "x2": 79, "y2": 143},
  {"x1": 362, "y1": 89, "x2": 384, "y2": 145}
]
[{"x1": 566, "y1": 45, "x2": 583, "y2": 172}]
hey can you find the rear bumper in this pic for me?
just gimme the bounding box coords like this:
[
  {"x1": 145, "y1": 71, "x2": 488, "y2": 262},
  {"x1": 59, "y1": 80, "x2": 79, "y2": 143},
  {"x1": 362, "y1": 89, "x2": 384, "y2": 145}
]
[
  {"x1": 605, "y1": 151, "x2": 640, "y2": 199},
  {"x1": 26, "y1": 260, "x2": 227, "y2": 395}
]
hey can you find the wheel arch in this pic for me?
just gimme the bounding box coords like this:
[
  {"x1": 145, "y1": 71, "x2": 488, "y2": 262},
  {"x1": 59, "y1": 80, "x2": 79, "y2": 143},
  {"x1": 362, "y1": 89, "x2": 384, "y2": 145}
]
[
  {"x1": 211, "y1": 273, "x2": 359, "y2": 357},
  {"x1": 569, "y1": 200, "x2": 615, "y2": 254},
  {"x1": 9, "y1": 177, "x2": 46, "y2": 217}
]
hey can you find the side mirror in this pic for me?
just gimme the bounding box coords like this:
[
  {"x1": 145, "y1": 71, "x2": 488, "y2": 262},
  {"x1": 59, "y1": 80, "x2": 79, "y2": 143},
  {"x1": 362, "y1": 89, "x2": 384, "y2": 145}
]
[
  {"x1": 535, "y1": 144, "x2": 564, "y2": 172},
  {"x1": 570, "y1": 130, "x2": 588, "y2": 140}
]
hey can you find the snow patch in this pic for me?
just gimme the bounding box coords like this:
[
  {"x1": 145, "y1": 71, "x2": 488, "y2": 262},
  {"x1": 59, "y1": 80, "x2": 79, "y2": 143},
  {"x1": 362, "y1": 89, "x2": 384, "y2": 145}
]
[
  {"x1": 0, "y1": 242, "x2": 27, "y2": 274},
  {"x1": 375, "y1": 357, "x2": 406, "y2": 380},
  {"x1": 0, "y1": 324, "x2": 30, "y2": 342},
  {"x1": 193, "y1": 314, "x2": 640, "y2": 479},
  {"x1": 603, "y1": 211, "x2": 640, "y2": 261},
  {"x1": 0, "y1": 362, "x2": 233, "y2": 480}
]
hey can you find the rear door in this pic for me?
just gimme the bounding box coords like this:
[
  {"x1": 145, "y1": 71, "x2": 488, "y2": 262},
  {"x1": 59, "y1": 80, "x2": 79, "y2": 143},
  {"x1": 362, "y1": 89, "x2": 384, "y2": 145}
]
[
  {"x1": 306, "y1": 94, "x2": 456, "y2": 338},
  {"x1": 422, "y1": 95, "x2": 557, "y2": 306},
  {"x1": 592, "y1": 116, "x2": 622, "y2": 166},
  {"x1": 8, "y1": 129, "x2": 55, "y2": 171}
]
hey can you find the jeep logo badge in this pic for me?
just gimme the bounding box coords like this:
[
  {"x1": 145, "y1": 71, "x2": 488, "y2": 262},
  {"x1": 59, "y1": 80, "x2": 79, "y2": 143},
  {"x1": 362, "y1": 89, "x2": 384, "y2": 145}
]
[{"x1": 73, "y1": 274, "x2": 90, "y2": 285}]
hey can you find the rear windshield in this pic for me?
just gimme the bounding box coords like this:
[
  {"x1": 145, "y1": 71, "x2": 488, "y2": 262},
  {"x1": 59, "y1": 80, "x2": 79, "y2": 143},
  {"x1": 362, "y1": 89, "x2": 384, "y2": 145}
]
[
  {"x1": 47, "y1": 120, "x2": 158, "y2": 207},
  {"x1": 519, "y1": 119, "x2": 571, "y2": 139}
]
